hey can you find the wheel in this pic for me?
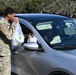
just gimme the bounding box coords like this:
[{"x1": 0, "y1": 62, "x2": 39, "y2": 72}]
[{"x1": 49, "y1": 71, "x2": 69, "y2": 75}]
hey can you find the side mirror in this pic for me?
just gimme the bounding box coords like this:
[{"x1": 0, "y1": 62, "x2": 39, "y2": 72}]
[{"x1": 23, "y1": 42, "x2": 39, "y2": 51}]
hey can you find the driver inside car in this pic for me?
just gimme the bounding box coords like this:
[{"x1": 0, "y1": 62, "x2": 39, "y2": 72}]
[{"x1": 44, "y1": 29, "x2": 61, "y2": 45}]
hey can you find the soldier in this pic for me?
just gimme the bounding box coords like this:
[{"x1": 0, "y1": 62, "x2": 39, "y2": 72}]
[{"x1": 0, "y1": 7, "x2": 18, "y2": 75}]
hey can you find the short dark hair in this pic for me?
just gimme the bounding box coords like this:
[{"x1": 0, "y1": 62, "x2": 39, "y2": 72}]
[{"x1": 4, "y1": 7, "x2": 15, "y2": 16}]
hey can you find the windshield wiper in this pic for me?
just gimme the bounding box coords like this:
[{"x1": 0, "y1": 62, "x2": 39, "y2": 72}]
[{"x1": 53, "y1": 44, "x2": 76, "y2": 50}]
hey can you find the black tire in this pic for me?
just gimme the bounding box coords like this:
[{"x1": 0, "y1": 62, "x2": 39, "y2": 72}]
[
  {"x1": 11, "y1": 72, "x2": 18, "y2": 75},
  {"x1": 49, "y1": 71, "x2": 69, "y2": 75}
]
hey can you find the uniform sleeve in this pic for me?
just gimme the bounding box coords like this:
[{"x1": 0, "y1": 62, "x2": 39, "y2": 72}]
[
  {"x1": 9, "y1": 22, "x2": 16, "y2": 34},
  {"x1": 0, "y1": 21, "x2": 3, "y2": 27},
  {"x1": 11, "y1": 22, "x2": 16, "y2": 33},
  {"x1": 0, "y1": 21, "x2": 8, "y2": 35},
  {"x1": 7, "y1": 22, "x2": 16, "y2": 40},
  {"x1": 0, "y1": 21, "x2": 11, "y2": 40}
]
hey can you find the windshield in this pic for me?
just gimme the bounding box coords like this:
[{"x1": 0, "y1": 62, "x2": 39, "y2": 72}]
[{"x1": 35, "y1": 19, "x2": 76, "y2": 50}]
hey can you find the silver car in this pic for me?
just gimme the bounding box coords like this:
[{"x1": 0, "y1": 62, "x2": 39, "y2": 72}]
[{"x1": 12, "y1": 14, "x2": 76, "y2": 75}]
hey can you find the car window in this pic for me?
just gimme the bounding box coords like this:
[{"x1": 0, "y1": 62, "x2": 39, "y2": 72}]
[
  {"x1": 20, "y1": 23, "x2": 38, "y2": 43},
  {"x1": 35, "y1": 19, "x2": 76, "y2": 50}
]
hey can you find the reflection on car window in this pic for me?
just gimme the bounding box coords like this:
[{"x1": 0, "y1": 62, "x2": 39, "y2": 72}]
[
  {"x1": 36, "y1": 21, "x2": 61, "y2": 44},
  {"x1": 36, "y1": 22, "x2": 52, "y2": 30},
  {"x1": 35, "y1": 19, "x2": 76, "y2": 50},
  {"x1": 64, "y1": 23, "x2": 76, "y2": 35},
  {"x1": 50, "y1": 35, "x2": 61, "y2": 44}
]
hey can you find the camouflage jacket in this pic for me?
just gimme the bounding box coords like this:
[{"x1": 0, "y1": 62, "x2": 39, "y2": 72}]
[{"x1": 0, "y1": 17, "x2": 16, "y2": 57}]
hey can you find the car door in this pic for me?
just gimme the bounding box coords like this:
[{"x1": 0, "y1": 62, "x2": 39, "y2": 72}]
[{"x1": 11, "y1": 18, "x2": 45, "y2": 75}]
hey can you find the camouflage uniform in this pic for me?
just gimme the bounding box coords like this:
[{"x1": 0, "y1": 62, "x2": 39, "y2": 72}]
[{"x1": 0, "y1": 17, "x2": 15, "y2": 75}]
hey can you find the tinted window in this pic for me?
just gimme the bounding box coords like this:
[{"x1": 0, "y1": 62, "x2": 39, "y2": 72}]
[{"x1": 35, "y1": 18, "x2": 76, "y2": 50}]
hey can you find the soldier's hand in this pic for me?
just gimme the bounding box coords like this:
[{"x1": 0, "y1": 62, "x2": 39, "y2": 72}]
[{"x1": 13, "y1": 17, "x2": 18, "y2": 24}]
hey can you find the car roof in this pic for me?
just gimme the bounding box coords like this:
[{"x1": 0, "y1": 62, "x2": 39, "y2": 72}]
[{"x1": 16, "y1": 13, "x2": 71, "y2": 23}]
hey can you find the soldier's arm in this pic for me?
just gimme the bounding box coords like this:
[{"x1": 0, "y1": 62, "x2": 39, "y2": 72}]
[
  {"x1": 11, "y1": 22, "x2": 16, "y2": 31},
  {"x1": 0, "y1": 22, "x2": 2, "y2": 30},
  {"x1": 0, "y1": 22, "x2": 7, "y2": 35},
  {"x1": 10, "y1": 17, "x2": 18, "y2": 34},
  {"x1": 13, "y1": 17, "x2": 18, "y2": 26},
  {"x1": 0, "y1": 22, "x2": 11, "y2": 40},
  {"x1": 11, "y1": 17, "x2": 18, "y2": 32}
]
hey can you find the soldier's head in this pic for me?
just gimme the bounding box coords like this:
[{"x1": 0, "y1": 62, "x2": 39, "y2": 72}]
[{"x1": 4, "y1": 7, "x2": 15, "y2": 21}]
